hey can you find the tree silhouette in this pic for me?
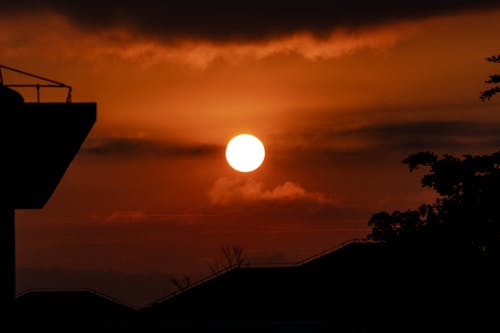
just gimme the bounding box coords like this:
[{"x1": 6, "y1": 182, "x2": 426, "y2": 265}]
[
  {"x1": 169, "y1": 274, "x2": 192, "y2": 292},
  {"x1": 368, "y1": 208, "x2": 429, "y2": 244},
  {"x1": 480, "y1": 54, "x2": 500, "y2": 101},
  {"x1": 369, "y1": 151, "x2": 500, "y2": 255},
  {"x1": 208, "y1": 245, "x2": 248, "y2": 274},
  {"x1": 221, "y1": 245, "x2": 247, "y2": 269}
]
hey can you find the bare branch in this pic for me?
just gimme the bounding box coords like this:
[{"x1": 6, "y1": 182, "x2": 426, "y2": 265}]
[
  {"x1": 222, "y1": 245, "x2": 235, "y2": 269},
  {"x1": 231, "y1": 246, "x2": 246, "y2": 268},
  {"x1": 169, "y1": 274, "x2": 192, "y2": 292},
  {"x1": 213, "y1": 245, "x2": 248, "y2": 272},
  {"x1": 208, "y1": 259, "x2": 224, "y2": 275}
]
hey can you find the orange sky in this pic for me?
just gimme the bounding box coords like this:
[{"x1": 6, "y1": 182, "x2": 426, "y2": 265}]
[{"x1": 3, "y1": 3, "x2": 500, "y2": 306}]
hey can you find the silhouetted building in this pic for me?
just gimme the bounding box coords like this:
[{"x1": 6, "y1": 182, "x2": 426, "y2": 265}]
[
  {"x1": 0, "y1": 65, "x2": 95, "y2": 313},
  {"x1": 142, "y1": 241, "x2": 500, "y2": 332},
  {"x1": 12, "y1": 240, "x2": 500, "y2": 331}
]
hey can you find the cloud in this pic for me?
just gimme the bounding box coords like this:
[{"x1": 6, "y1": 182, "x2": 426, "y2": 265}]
[
  {"x1": 298, "y1": 120, "x2": 500, "y2": 155},
  {"x1": 90, "y1": 25, "x2": 409, "y2": 68},
  {"x1": 209, "y1": 177, "x2": 338, "y2": 206},
  {"x1": 356, "y1": 121, "x2": 500, "y2": 151},
  {"x1": 3, "y1": 2, "x2": 499, "y2": 68},
  {"x1": 0, "y1": 13, "x2": 413, "y2": 68},
  {"x1": 3, "y1": 1, "x2": 499, "y2": 42},
  {"x1": 82, "y1": 137, "x2": 221, "y2": 158},
  {"x1": 207, "y1": 178, "x2": 369, "y2": 226}
]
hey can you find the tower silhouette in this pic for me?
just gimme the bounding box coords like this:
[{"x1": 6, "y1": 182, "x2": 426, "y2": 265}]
[{"x1": 0, "y1": 64, "x2": 96, "y2": 314}]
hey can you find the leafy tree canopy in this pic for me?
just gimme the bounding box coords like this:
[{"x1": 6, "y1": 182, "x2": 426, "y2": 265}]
[
  {"x1": 480, "y1": 54, "x2": 500, "y2": 101},
  {"x1": 368, "y1": 151, "x2": 500, "y2": 256}
]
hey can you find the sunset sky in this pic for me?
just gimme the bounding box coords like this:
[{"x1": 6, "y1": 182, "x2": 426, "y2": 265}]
[{"x1": 3, "y1": 1, "x2": 500, "y2": 306}]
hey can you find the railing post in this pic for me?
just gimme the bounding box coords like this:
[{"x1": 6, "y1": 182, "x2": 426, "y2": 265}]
[{"x1": 0, "y1": 64, "x2": 72, "y2": 103}]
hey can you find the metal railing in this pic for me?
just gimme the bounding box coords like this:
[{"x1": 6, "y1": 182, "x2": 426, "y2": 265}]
[
  {"x1": 295, "y1": 238, "x2": 369, "y2": 265},
  {"x1": 0, "y1": 64, "x2": 72, "y2": 103},
  {"x1": 148, "y1": 238, "x2": 371, "y2": 306},
  {"x1": 16, "y1": 239, "x2": 373, "y2": 310}
]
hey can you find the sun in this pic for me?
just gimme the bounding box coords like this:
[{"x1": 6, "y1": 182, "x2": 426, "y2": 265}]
[{"x1": 225, "y1": 134, "x2": 265, "y2": 172}]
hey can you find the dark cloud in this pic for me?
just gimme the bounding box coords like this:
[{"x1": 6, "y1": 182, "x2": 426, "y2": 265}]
[
  {"x1": 82, "y1": 137, "x2": 221, "y2": 158},
  {"x1": 354, "y1": 121, "x2": 500, "y2": 152},
  {"x1": 305, "y1": 121, "x2": 500, "y2": 155},
  {"x1": 4, "y1": 1, "x2": 500, "y2": 42}
]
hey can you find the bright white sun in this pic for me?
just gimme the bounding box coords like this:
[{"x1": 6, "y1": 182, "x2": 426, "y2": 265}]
[{"x1": 225, "y1": 134, "x2": 265, "y2": 172}]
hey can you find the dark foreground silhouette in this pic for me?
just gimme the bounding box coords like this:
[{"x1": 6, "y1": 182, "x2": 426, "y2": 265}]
[
  {"x1": 1, "y1": 66, "x2": 96, "y2": 317},
  {"x1": 15, "y1": 240, "x2": 500, "y2": 332},
  {"x1": 15, "y1": 151, "x2": 500, "y2": 332},
  {"x1": 9, "y1": 58, "x2": 500, "y2": 331},
  {"x1": 16, "y1": 290, "x2": 136, "y2": 330}
]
